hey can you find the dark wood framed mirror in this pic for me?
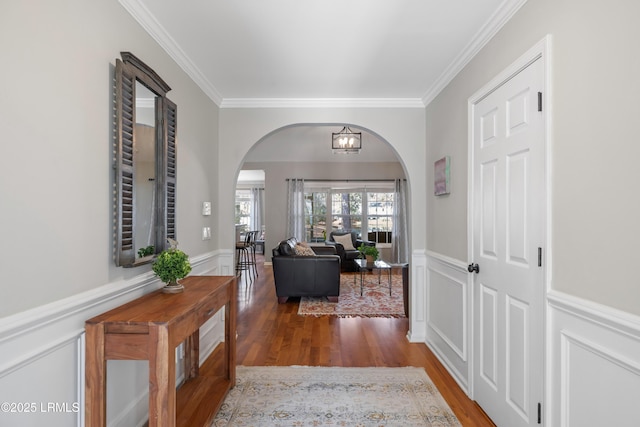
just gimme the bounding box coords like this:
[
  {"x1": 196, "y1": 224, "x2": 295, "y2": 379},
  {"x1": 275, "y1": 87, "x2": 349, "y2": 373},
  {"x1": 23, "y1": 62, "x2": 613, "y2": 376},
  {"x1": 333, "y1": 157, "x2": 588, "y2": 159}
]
[{"x1": 114, "y1": 52, "x2": 177, "y2": 267}]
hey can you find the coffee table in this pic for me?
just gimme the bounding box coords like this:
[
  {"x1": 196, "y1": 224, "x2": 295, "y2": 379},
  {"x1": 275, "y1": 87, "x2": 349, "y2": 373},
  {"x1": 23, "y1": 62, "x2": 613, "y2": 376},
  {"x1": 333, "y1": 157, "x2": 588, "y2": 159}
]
[{"x1": 353, "y1": 258, "x2": 392, "y2": 296}]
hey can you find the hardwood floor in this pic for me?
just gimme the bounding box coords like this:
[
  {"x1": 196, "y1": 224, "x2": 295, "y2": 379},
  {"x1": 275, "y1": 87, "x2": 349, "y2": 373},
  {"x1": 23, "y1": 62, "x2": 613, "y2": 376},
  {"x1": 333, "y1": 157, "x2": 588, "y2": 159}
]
[{"x1": 209, "y1": 254, "x2": 495, "y2": 426}]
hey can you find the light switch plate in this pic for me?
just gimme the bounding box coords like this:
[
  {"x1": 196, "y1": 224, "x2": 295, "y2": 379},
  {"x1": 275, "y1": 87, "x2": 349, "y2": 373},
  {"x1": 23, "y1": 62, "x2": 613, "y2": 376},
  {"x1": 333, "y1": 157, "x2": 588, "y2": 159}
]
[
  {"x1": 202, "y1": 226, "x2": 211, "y2": 240},
  {"x1": 202, "y1": 201, "x2": 211, "y2": 216}
]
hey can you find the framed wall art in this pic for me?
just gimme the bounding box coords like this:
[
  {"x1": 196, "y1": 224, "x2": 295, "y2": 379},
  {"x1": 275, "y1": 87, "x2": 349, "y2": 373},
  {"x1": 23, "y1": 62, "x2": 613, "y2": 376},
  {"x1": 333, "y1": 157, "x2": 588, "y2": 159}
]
[{"x1": 434, "y1": 156, "x2": 450, "y2": 196}]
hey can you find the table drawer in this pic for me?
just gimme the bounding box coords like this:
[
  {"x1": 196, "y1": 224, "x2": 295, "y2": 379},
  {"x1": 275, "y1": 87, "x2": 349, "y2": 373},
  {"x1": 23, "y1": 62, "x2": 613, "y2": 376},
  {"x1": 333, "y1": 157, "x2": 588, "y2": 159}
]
[{"x1": 195, "y1": 291, "x2": 228, "y2": 325}]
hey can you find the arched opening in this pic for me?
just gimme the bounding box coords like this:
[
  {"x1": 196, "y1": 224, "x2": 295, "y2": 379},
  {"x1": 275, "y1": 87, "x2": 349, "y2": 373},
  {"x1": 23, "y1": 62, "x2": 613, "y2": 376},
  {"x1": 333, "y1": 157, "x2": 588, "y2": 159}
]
[
  {"x1": 232, "y1": 123, "x2": 411, "y2": 311},
  {"x1": 235, "y1": 124, "x2": 409, "y2": 257}
]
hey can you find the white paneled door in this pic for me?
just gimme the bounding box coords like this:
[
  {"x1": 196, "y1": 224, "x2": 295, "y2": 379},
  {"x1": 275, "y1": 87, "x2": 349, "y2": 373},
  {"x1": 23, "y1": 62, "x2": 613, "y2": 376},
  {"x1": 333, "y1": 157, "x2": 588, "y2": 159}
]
[{"x1": 470, "y1": 55, "x2": 545, "y2": 426}]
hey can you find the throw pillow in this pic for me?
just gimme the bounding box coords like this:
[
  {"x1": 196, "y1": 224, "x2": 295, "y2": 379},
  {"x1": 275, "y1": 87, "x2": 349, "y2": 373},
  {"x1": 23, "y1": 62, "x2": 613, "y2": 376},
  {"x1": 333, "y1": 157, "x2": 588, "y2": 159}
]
[
  {"x1": 333, "y1": 233, "x2": 355, "y2": 251},
  {"x1": 294, "y1": 243, "x2": 316, "y2": 256}
]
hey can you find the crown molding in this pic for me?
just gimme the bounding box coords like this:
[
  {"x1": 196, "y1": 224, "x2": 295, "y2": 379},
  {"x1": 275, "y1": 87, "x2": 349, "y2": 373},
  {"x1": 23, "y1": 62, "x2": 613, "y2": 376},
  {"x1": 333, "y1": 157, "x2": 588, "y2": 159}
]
[
  {"x1": 119, "y1": 0, "x2": 223, "y2": 105},
  {"x1": 421, "y1": 0, "x2": 528, "y2": 106},
  {"x1": 219, "y1": 98, "x2": 426, "y2": 109},
  {"x1": 121, "y1": 0, "x2": 526, "y2": 109},
  {"x1": 120, "y1": 0, "x2": 422, "y2": 109}
]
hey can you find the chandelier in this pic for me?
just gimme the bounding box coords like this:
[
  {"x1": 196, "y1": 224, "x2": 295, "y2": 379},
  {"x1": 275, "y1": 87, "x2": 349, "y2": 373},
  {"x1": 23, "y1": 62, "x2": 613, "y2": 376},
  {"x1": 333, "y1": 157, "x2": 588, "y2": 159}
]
[{"x1": 331, "y1": 126, "x2": 361, "y2": 153}]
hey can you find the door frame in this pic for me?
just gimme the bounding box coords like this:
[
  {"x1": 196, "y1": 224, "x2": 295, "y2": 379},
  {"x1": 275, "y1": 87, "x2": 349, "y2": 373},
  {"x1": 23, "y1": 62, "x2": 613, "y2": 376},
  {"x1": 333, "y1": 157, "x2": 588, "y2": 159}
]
[{"x1": 466, "y1": 35, "x2": 552, "y2": 421}]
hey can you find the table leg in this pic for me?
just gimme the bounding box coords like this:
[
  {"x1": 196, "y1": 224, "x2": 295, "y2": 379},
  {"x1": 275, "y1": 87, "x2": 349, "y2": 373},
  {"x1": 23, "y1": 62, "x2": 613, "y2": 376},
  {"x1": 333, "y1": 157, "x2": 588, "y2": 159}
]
[
  {"x1": 388, "y1": 268, "x2": 392, "y2": 296},
  {"x1": 85, "y1": 323, "x2": 106, "y2": 427},
  {"x1": 184, "y1": 331, "x2": 200, "y2": 380},
  {"x1": 225, "y1": 278, "x2": 238, "y2": 386},
  {"x1": 148, "y1": 325, "x2": 175, "y2": 427}
]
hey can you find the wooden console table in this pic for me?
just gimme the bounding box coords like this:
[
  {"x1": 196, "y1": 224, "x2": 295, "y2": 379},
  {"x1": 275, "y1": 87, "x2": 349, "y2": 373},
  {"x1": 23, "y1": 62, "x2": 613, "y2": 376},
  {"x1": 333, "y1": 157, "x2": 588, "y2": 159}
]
[{"x1": 85, "y1": 275, "x2": 237, "y2": 427}]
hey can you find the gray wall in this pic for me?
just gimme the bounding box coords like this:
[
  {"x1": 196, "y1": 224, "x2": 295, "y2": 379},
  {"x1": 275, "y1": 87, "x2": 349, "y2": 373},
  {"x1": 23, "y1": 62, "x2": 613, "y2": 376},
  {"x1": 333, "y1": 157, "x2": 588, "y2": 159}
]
[
  {"x1": 0, "y1": 1, "x2": 219, "y2": 316},
  {"x1": 426, "y1": 0, "x2": 640, "y2": 315},
  {"x1": 1, "y1": 2, "x2": 220, "y2": 425}
]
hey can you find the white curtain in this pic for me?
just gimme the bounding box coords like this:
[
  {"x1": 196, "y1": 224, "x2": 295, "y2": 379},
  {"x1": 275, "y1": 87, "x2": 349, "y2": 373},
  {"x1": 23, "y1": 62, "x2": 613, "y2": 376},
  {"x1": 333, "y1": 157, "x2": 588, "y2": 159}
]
[
  {"x1": 250, "y1": 187, "x2": 264, "y2": 233},
  {"x1": 392, "y1": 179, "x2": 409, "y2": 263},
  {"x1": 286, "y1": 178, "x2": 305, "y2": 240}
]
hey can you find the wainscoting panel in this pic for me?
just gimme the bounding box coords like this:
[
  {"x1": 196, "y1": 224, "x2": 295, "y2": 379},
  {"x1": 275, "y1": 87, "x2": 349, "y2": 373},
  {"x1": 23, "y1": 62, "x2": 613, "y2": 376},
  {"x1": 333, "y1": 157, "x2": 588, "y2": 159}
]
[
  {"x1": 0, "y1": 251, "x2": 225, "y2": 427},
  {"x1": 217, "y1": 249, "x2": 235, "y2": 276},
  {"x1": 199, "y1": 309, "x2": 225, "y2": 364},
  {"x1": 0, "y1": 334, "x2": 82, "y2": 426},
  {"x1": 548, "y1": 291, "x2": 640, "y2": 427},
  {"x1": 425, "y1": 251, "x2": 471, "y2": 394},
  {"x1": 407, "y1": 250, "x2": 427, "y2": 343}
]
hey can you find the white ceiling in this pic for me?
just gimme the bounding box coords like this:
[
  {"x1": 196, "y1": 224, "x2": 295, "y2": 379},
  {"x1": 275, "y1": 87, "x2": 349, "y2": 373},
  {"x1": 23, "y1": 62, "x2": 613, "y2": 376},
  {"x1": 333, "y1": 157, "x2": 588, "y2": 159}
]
[
  {"x1": 122, "y1": 0, "x2": 525, "y2": 106},
  {"x1": 122, "y1": 0, "x2": 525, "y2": 162}
]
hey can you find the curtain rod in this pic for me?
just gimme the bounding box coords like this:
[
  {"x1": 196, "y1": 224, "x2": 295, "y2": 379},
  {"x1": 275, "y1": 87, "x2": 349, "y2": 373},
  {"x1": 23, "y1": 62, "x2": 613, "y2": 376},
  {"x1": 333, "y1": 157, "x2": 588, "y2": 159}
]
[{"x1": 286, "y1": 178, "x2": 405, "y2": 182}]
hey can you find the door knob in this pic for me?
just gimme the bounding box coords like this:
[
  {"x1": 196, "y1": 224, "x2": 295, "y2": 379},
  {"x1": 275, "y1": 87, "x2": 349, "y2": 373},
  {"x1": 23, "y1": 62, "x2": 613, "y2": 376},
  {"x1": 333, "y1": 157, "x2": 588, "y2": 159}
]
[{"x1": 467, "y1": 263, "x2": 480, "y2": 274}]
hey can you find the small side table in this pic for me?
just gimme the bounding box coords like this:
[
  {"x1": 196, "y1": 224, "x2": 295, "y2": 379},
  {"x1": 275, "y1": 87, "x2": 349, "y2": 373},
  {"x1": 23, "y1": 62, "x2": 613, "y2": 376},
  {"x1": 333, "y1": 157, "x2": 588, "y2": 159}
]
[
  {"x1": 85, "y1": 275, "x2": 237, "y2": 427},
  {"x1": 353, "y1": 259, "x2": 392, "y2": 296}
]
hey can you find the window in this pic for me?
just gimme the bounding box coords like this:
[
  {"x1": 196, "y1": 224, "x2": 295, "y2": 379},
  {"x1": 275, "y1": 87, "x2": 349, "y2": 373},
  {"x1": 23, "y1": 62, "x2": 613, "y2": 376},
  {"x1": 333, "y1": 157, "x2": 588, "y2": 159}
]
[
  {"x1": 304, "y1": 192, "x2": 327, "y2": 242},
  {"x1": 367, "y1": 192, "x2": 394, "y2": 243},
  {"x1": 235, "y1": 189, "x2": 251, "y2": 232},
  {"x1": 331, "y1": 192, "x2": 362, "y2": 236},
  {"x1": 303, "y1": 183, "x2": 394, "y2": 245}
]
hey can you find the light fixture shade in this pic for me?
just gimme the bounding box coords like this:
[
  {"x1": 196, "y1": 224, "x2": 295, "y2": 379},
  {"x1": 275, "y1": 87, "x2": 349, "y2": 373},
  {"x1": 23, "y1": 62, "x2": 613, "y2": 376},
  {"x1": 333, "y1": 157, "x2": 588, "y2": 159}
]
[{"x1": 332, "y1": 126, "x2": 361, "y2": 153}]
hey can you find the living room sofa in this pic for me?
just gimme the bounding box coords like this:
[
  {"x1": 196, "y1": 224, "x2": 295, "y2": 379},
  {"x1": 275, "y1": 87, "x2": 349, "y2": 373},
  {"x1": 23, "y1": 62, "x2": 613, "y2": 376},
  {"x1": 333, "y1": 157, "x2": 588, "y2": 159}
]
[
  {"x1": 326, "y1": 230, "x2": 376, "y2": 272},
  {"x1": 271, "y1": 237, "x2": 341, "y2": 303}
]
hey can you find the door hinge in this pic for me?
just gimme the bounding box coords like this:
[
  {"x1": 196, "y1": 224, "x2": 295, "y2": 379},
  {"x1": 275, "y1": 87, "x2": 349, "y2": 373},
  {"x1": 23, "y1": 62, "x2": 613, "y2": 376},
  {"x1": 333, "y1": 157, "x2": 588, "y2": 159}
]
[
  {"x1": 537, "y1": 402, "x2": 542, "y2": 424},
  {"x1": 538, "y1": 92, "x2": 543, "y2": 112},
  {"x1": 538, "y1": 247, "x2": 542, "y2": 267}
]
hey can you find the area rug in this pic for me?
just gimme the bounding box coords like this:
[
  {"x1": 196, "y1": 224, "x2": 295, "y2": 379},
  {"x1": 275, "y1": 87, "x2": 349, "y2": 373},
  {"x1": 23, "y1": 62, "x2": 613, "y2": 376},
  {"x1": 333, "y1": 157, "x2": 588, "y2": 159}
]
[
  {"x1": 297, "y1": 273, "x2": 406, "y2": 318},
  {"x1": 212, "y1": 366, "x2": 461, "y2": 426}
]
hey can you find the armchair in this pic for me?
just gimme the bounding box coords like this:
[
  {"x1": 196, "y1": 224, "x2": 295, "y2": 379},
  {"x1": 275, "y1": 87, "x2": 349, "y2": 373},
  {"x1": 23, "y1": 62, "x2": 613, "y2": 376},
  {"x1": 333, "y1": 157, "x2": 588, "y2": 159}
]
[{"x1": 326, "y1": 230, "x2": 376, "y2": 272}]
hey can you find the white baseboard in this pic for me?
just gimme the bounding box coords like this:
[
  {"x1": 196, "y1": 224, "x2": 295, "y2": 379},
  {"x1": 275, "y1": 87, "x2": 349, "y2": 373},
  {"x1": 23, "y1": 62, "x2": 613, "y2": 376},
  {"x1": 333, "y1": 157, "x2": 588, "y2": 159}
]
[{"x1": 0, "y1": 251, "x2": 225, "y2": 427}]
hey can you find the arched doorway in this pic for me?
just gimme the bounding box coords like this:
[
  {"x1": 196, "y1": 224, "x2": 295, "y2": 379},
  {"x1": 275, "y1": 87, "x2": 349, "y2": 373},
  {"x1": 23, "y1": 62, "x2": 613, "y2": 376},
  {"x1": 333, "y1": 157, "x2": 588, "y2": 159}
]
[
  {"x1": 232, "y1": 124, "x2": 412, "y2": 321},
  {"x1": 218, "y1": 111, "x2": 427, "y2": 340},
  {"x1": 234, "y1": 124, "x2": 409, "y2": 265}
]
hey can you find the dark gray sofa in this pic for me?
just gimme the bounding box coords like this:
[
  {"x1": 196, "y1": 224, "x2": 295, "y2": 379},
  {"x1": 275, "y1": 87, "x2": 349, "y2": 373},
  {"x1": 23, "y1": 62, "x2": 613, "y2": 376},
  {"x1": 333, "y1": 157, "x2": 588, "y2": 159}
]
[
  {"x1": 325, "y1": 230, "x2": 376, "y2": 272},
  {"x1": 272, "y1": 237, "x2": 341, "y2": 303}
]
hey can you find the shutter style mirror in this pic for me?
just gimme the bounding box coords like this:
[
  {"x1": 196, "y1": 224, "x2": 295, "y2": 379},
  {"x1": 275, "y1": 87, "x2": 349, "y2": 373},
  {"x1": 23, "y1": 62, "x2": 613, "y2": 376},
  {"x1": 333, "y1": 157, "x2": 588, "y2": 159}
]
[{"x1": 114, "y1": 52, "x2": 177, "y2": 267}]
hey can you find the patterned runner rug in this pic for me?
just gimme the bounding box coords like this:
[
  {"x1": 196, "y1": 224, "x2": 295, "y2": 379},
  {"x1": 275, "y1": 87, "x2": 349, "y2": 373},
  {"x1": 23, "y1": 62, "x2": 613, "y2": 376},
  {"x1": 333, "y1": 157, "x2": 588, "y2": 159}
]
[
  {"x1": 297, "y1": 272, "x2": 406, "y2": 318},
  {"x1": 212, "y1": 366, "x2": 461, "y2": 426}
]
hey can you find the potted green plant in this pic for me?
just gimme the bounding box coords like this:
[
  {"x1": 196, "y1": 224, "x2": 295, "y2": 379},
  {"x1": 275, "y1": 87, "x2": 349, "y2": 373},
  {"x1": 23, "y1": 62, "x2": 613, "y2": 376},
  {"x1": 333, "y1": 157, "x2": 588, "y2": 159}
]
[
  {"x1": 152, "y1": 247, "x2": 192, "y2": 293},
  {"x1": 358, "y1": 244, "x2": 379, "y2": 264}
]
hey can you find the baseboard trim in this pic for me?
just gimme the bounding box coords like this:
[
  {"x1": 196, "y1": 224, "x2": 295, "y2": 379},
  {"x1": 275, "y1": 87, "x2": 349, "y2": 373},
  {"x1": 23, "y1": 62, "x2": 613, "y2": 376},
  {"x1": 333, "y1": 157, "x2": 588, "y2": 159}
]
[{"x1": 426, "y1": 339, "x2": 470, "y2": 395}]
